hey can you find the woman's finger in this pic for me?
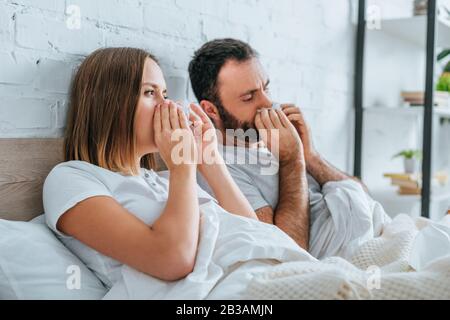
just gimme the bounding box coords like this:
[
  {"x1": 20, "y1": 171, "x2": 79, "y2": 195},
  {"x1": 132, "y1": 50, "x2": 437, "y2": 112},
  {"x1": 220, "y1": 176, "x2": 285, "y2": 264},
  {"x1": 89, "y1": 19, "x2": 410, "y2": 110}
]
[
  {"x1": 169, "y1": 101, "x2": 180, "y2": 129},
  {"x1": 178, "y1": 107, "x2": 189, "y2": 129},
  {"x1": 191, "y1": 119, "x2": 203, "y2": 147},
  {"x1": 153, "y1": 104, "x2": 161, "y2": 130},
  {"x1": 161, "y1": 100, "x2": 170, "y2": 130},
  {"x1": 153, "y1": 104, "x2": 162, "y2": 135},
  {"x1": 189, "y1": 108, "x2": 202, "y2": 126},
  {"x1": 190, "y1": 103, "x2": 212, "y2": 125}
]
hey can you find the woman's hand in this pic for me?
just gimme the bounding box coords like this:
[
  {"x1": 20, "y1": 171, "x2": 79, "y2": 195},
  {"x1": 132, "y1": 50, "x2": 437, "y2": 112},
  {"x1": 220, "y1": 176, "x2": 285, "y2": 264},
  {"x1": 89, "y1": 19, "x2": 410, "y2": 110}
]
[
  {"x1": 153, "y1": 100, "x2": 198, "y2": 172},
  {"x1": 187, "y1": 103, "x2": 223, "y2": 170},
  {"x1": 186, "y1": 103, "x2": 256, "y2": 220}
]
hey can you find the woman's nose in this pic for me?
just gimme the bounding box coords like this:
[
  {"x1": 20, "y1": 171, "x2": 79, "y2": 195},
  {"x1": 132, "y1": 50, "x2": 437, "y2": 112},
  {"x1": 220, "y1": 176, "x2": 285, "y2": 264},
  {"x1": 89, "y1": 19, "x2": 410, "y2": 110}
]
[{"x1": 155, "y1": 93, "x2": 166, "y2": 105}]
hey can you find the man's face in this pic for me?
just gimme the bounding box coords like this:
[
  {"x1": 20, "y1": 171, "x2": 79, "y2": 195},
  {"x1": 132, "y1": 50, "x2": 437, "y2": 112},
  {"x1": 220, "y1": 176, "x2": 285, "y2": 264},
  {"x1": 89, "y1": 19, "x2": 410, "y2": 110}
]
[{"x1": 216, "y1": 57, "x2": 272, "y2": 132}]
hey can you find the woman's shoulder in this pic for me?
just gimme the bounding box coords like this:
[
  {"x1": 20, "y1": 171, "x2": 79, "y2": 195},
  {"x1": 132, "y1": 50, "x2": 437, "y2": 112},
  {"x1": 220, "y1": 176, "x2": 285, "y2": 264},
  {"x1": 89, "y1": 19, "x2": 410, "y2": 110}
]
[
  {"x1": 49, "y1": 160, "x2": 111, "y2": 176},
  {"x1": 44, "y1": 160, "x2": 117, "y2": 189},
  {"x1": 43, "y1": 160, "x2": 115, "y2": 203}
]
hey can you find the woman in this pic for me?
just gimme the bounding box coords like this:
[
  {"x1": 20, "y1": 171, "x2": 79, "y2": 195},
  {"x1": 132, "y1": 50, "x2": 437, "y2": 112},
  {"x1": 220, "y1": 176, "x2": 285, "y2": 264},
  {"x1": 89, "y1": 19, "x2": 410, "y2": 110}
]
[{"x1": 43, "y1": 47, "x2": 257, "y2": 289}]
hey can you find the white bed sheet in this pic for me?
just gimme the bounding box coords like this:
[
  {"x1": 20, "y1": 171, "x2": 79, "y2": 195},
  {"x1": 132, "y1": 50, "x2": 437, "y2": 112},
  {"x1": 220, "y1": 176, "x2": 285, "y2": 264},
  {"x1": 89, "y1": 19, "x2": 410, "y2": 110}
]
[{"x1": 103, "y1": 180, "x2": 399, "y2": 300}]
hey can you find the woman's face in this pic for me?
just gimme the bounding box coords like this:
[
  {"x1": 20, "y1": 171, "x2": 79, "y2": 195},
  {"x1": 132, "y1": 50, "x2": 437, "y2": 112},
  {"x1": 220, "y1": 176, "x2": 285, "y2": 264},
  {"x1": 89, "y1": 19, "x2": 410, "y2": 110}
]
[{"x1": 135, "y1": 57, "x2": 168, "y2": 157}]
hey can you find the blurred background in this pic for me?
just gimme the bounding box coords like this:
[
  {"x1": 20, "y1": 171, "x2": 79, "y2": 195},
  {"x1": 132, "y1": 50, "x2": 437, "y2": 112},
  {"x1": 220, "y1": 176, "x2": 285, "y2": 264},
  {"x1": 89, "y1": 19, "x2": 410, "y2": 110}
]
[{"x1": 362, "y1": 0, "x2": 450, "y2": 221}]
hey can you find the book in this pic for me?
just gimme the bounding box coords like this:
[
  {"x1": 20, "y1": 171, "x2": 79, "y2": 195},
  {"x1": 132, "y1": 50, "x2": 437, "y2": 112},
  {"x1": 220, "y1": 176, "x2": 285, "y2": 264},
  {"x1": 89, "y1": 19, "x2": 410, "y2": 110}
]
[
  {"x1": 384, "y1": 171, "x2": 449, "y2": 196},
  {"x1": 384, "y1": 172, "x2": 446, "y2": 183},
  {"x1": 401, "y1": 91, "x2": 449, "y2": 107},
  {"x1": 383, "y1": 173, "x2": 417, "y2": 181},
  {"x1": 398, "y1": 186, "x2": 422, "y2": 195},
  {"x1": 391, "y1": 178, "x2": 420, "y2": 189},
  {"x1": 401, "y1": 91, "x2": 449, "y2": 100}
]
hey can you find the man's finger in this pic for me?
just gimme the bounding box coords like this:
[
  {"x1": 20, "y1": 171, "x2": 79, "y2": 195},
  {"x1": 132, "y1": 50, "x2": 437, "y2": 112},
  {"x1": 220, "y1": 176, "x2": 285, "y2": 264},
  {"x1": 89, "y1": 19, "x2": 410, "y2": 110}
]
[
  {"x1": 287, "y1": 114, "x2": 302, "y2": 122},
  {"x1": 260, "y1": 108, "x2": 275, "y2": 129},
  {"x1": 281, "y1": 104, "x2": 296, "y2": 110},
  {"x1": 255, "y1": 113, "x2": 272, "y2": 144},
  {"x1": 282, "y1": 106, "x2": 302, "y2": 116},
  {"x1": 269, "y1": 109, "x2": 283, "y2": 128},
  {"x1": 254, "y1": 113, "x2": 264, "y2": 129},
  {"x1": 276, "y1": 109, "x2": 292, "y2": 128},
  {"x1": 258, "y1": 126, "x2": 269, "y2": 146}
]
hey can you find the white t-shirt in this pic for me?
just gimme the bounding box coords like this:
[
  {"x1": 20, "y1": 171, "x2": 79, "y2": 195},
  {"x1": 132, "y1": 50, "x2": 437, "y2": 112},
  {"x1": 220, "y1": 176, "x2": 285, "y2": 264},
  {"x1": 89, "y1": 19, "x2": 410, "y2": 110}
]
[
  {"x1": 43, "y1": 160, "x2": 215, "y2": 289},
  {"x1": 198, "y1": 145, "x2": 324, "y2": 213}
]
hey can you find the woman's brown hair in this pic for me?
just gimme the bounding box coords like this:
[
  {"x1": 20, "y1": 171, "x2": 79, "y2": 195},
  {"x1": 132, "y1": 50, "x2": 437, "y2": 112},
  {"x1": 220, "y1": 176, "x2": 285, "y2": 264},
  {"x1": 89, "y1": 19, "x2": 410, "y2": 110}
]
[{"x1": 64, "y1": 47, "x2": 158, "y2": 176}]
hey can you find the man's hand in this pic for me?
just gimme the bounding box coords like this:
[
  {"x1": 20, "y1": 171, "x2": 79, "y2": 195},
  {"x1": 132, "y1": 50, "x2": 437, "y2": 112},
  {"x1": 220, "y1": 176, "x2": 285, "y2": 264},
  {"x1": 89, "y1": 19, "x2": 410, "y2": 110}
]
[
  {"x1": 255, "y1": 108, "x2": 310, "y2": 249},
  {"x1": 281, "y1": 104, "x2": 368, "y2": 191},
  {"x1": 281, "y1": 105, "x2": 319, "y2": 164},
  {"x1": 255, "y1": 108, "x2": 305, "y2": 164}
]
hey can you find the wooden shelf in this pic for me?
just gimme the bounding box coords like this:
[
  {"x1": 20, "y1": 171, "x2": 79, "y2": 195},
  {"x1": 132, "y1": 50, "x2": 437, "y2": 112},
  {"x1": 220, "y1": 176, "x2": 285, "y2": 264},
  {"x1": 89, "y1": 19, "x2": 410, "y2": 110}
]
[
  {"x1": 370, "y1": 184, "x2": 450, "y2": 221},
  {"x1": 375, "y1": 186, "x2": 450, "y2": 202},
  {"x1": 368, "y1": 15, "x2": 450, "y2": 48},
  {"x1": 364, "y1": 106, "x2": 450, "y2": 118}
]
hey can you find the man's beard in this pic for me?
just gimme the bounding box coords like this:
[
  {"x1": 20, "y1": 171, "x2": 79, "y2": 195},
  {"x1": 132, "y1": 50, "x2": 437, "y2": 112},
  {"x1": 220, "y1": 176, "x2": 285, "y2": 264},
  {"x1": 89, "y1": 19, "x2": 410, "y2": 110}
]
[{"x1": 216, "y1": 101, "x2": 260, "y2": 144}]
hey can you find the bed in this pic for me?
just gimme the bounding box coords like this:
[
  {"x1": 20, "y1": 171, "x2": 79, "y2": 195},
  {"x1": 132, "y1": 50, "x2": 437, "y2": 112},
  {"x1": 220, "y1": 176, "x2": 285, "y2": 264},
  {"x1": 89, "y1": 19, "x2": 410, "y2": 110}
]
[
  {"x1": 0, "y1": 138, "x2": 163, "y2": 299},
  {"x1": 0, "y1": 138, "x2": 167, "y2": 221},
  {"x1": 0, "y1": 138, "x2": 64, "y2": 222},
  {"x1": 1, "y1": 138, "x2": 450, "y2": 300}
]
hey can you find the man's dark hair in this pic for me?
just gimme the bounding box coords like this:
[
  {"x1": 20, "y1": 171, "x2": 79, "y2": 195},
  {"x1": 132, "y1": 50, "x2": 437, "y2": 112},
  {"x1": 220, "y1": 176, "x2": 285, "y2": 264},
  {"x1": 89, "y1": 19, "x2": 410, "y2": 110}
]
[{"x1": 188, "y1": 38, "x2": 259, "y2": 106}]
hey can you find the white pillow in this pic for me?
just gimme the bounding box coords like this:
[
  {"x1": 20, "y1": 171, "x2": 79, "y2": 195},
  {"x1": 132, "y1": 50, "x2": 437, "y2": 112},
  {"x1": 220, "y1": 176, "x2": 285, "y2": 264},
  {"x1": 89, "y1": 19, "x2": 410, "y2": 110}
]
[
  {"x1": 0, "y1": 216, "x2": 107, "y2": 299},
  {"x1": 30, "y1": 214, "x2": 46, "y2": 224}
]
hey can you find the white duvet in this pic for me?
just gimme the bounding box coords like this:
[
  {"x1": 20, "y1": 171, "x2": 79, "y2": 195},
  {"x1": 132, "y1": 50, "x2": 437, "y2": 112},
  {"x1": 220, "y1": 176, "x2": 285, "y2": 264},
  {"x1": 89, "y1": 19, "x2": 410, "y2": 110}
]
[{"x1": 104, "y1": 180, "x2": 450, "y2": 300}]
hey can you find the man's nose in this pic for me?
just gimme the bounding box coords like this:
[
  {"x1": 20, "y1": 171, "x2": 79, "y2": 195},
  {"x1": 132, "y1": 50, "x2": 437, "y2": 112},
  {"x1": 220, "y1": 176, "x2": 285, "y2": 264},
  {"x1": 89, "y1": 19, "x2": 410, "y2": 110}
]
[{"x1": 259, "y1": 90, "x2": 272, "y2": 109}]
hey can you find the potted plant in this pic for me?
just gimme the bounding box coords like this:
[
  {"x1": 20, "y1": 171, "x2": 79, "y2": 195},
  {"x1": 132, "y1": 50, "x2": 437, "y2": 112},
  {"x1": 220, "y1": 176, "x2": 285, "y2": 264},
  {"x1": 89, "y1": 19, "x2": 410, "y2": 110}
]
[
  {"x1": 436, "y1": 49, "x2": 450, "y2": 92},
  {"x1": 392, "y1": 149, "x2": 422, "y2": 174}
]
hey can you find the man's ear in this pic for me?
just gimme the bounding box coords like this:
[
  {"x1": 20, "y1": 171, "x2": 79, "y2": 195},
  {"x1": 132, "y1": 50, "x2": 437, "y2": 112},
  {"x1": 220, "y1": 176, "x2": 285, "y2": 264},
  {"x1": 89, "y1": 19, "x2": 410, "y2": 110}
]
[{"x1": 200, "y1": 100, "x2": 222, "y2": 123}]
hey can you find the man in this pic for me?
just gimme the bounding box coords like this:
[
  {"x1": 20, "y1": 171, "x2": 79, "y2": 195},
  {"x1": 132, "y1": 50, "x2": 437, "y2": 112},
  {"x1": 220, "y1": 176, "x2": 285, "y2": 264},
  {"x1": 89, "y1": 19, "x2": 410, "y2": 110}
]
[{"x1": 188, "y1": 38, "x2": 369, "y2": 252}]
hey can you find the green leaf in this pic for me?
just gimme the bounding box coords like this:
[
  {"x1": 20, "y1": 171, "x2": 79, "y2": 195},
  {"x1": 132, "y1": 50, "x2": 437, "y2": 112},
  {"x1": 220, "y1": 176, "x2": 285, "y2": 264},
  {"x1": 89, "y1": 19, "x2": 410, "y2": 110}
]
[
  {"x1": 438, "y1": 49, "x2": 450, "y2": 61},
  {"x1": 392, "y1": 149, "x2": 422, "y2": 160},
  {"x1": 445, "y1": 61, "x2": 450, "y2": 73}
]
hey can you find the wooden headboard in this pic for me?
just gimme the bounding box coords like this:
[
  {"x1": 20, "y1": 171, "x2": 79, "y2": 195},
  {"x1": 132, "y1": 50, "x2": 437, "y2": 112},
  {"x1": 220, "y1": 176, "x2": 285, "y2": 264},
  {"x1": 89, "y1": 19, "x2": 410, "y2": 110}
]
[
  {"x1": 0, "y1": 138, "x2": 64, "y2": 221},
  {"x1": 0, "y1": 138, "x2": 166, "y2": 221}
]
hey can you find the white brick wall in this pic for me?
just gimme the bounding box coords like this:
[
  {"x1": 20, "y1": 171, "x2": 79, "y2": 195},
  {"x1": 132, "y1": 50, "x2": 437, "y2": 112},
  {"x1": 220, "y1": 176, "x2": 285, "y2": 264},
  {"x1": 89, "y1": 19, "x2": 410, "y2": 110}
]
[{"x1": 0, "y1": 0, "x2": 355, "y2": 172}]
